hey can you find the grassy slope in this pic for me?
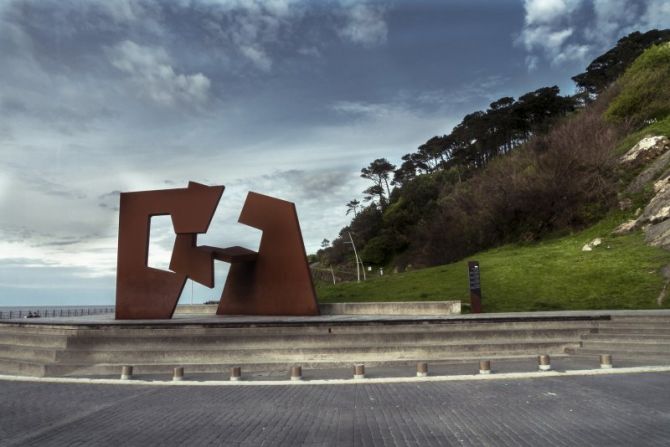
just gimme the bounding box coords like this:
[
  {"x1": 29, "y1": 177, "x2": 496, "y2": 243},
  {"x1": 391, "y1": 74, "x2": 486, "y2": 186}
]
[
  {"x1": 316, "y1": 215, "x2": 670, "y2": 312},
  {"x1": 616, "y1": 115, "x2": 670, "y2": 156},
  {"x1": 316, "y1": 44, "x2": 670, "y2": 312}
]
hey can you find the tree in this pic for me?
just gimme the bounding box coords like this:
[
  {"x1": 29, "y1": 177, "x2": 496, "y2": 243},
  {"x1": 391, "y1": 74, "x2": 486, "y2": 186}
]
[
  {"x1": 345, "y1": 199, "x2": 361, "y2": 216},
  {"x1": 321, "y1": 238, "x2": 330, "y2": 249},
  {"x1": 572, "y1": 29, "x2": 670, "y2": 95},
  {"x1": 360, "y1": 158, "x2": 396, "y2": 206}
]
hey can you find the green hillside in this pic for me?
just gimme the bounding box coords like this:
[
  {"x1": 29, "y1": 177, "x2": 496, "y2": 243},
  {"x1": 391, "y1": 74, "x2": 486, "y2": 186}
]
[
  {"x1": 316, "y1": 215, "x2": 670, "y2": 312},
  {"x1": 315, "y1": 34, "x2": 670, "y2": 312}
]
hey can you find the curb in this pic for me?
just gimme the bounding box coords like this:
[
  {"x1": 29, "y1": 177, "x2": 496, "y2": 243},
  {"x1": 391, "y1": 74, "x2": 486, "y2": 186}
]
[{"x1": 1, "y1": 365, "x2": 669, "y2": 387}]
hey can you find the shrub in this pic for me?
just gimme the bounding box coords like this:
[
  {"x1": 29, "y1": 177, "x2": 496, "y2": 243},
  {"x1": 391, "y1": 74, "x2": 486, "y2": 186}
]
[{"x1": 415, "y1": 90, "x2": 624, "y2": 266}]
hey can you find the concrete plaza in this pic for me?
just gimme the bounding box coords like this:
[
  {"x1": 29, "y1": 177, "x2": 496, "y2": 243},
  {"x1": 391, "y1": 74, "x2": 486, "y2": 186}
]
[{"x1": 1, "y1": 371, "x2": 669, "y2": 446}]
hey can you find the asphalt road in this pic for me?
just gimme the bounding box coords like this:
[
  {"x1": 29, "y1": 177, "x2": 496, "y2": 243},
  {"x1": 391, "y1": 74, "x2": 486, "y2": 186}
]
[{"x1": 1, "y1": 372, "x2": 669, "y2": 446}]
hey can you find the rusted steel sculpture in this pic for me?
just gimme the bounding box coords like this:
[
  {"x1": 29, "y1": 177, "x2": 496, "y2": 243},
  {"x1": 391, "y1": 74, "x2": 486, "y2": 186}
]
[
  {"x1": 115, "y1": 182, "x2": 224, "y2": 319},
  {"x1": 217, "y1": 192, "x2": 320, "y2": 316},
  {"x1": 115, "y1": 182, "x2": 318, "y2": 319}
]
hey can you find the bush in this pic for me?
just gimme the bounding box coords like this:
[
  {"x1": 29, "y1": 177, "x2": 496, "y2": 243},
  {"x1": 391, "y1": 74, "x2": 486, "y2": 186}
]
[{"x1": 415, "y1": 90, "x2": 624, "y2": 266}]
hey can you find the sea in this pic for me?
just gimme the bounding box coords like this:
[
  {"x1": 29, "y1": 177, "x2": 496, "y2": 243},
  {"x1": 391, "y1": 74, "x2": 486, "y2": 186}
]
[{"x1": 0, "y1": 305, "x2": 115, "y2": 319}]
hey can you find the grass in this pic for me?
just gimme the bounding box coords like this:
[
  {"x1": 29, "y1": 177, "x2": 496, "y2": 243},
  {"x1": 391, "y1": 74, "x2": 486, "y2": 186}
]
[
  {"x1": 615, "y1": 114, "x2": 670, "y2": 156},
  {"x1": 606, "y1": 43, "x2": 670, "y2": 126},
  {"x1": 316, "y1": 214, "x2": 670, "y2": 312}
]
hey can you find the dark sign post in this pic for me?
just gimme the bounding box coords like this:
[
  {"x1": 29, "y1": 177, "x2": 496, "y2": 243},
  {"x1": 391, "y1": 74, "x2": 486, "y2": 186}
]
[{"x1": 468, "y1": 261, "x2": 482, "y2": 313}]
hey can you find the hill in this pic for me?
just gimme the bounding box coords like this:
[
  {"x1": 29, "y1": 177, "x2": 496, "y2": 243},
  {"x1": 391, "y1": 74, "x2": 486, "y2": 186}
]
[
  {"x1": 316, "y1": 215, "x2": 670, "y2": 312},
  {"x1": 314, "y1": 31, "x2": 670, "y2": 311}
]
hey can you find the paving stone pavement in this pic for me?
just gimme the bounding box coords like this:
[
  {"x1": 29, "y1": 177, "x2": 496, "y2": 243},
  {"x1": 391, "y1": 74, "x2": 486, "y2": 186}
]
[{"x1": 1, "y1": 371, "x2": 670, "y2": 446}]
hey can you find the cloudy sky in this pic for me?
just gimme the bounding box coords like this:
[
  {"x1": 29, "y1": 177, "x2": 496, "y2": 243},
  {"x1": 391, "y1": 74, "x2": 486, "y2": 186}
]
[{"x1": 1, "y1": 0, "x2": 668, "y2": 307}]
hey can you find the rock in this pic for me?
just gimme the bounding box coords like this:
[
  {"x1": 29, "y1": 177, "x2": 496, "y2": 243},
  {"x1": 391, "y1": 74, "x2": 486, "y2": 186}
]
[
  {"x1": 641, "y1": 186, "x2": 670, "y2": 224},
  {"x1": 620, "y1": 135, "x2": 670, "y2": 165},
  {"x1": 582, "y1": 237, "x2": 603, "y2": 251},
  {"x1": 650, "y1": 205, "x2": 670, "y2": 223},
  {"x1": 645, "y1": 219, "x2": 670, "y2": 249},
  {"x1": 654, "y1": 175, "x2": 670, "y2": 193},
  {"x1": 625, "y1": 150, "x2": 670, "y2": 194},
  {"x1": 613, "y1": 219, "x2": 638, "y2": 235}
]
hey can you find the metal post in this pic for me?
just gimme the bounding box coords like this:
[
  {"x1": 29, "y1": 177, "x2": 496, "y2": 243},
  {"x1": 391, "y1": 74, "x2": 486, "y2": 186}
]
[
  {"x1": 121, "y1": 365, "x2": 133, "y2": 380},
  {"x1": 230, "y1": 366, "x2": 242, "y2": 381},
  {"x1": 173, "y1": 367, "x2": 184, "y2": 381},
  {"x1": 468, "y1": 261, "x2": 482, "y2": 313},
  {"x1": 346, "y1": 232, "x2": 361, "y2": 283},
  {"x1": 416, "y1": 362, "x2": 428, "y2": 377},
  {"x1": 600, "y1": 354, "x2": 613, "y2": 369},
  {"x1": 290, "y1": 366, "x2": 302, "y2": 381},
  {"x1": 538, "y1": 355, "x2": 551, "y2": 371},
  {"x1": 479, "y1": 360, "x2": 491, "y2": 374}
]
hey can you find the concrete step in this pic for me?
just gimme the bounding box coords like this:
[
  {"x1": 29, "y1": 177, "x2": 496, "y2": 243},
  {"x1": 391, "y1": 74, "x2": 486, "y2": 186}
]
[
  {"x1": 0, "y1": 325, "x2": 79, "y2": 336},
  {"x1": 597, "y1": 323, "x2": 670, "y2": 331},
  {"x1": 44, "y1": 354, "x2": 569, "y2": 377},
  {"x1": 596, "y1": 327, "x2": 670, "y2": 336},
  {"x1": 0, "y1": 358, "x2": 47, "y2": 377},
  {"x1": 566, "y1": 348, "x2": 670, "y2": 361},
  {"x1": 609, "y1": 316, "x2": 670, "y2": 323},
  {"x1": 0, "y1": 331, "x2": 69, "y2": 349},
  {"x1": 62, "y1": 329, "x2": 591, "y2": 351},
  {"x1": 578, "y1": 341, "x2": 670, "y2": 353},
  {"x1": 582, "y1": 333, "x2": 670, "y2": 342},
  {"x1": 52, "y1": 341, "x2": 579, "y2": 364},
  {"x1": 0, "y1": 344, "x2": 59, "y2": 362},
  {"x1": 0, "y1": 320, "x2": 599, "y2": 338}
]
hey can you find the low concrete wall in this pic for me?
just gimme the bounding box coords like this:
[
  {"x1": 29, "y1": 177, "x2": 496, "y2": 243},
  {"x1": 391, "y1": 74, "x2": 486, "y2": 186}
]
[
  {"x1": 320, "y1": 301, "x2": 460, "y2": 316},
  {"x1": 175, "y1": 305, "x2": 218, "y2": 314},
  {"x1": 175, "y1": 301, "x2": 461, "y2": 316}
]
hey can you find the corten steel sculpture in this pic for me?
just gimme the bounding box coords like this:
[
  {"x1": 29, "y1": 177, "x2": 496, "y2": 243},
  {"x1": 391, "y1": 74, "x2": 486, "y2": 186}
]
[
  {"x1": 115, "y1": 182, "x2": 319, "y2": 319},
  {"x1": 115, "y1": 182, "x2": 224, "y2": 319},
  {"x1": 217, "y1": 192, "x2": 320, "y2": 316}
]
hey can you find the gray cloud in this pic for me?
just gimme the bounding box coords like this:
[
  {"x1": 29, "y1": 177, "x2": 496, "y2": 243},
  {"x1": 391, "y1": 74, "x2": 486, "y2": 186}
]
[
  {"x1": 518, "y1": 0, "x2": 670, "y2": 70},
  {"x1": 98, "y1": 191, "x2": 121, "y2": 211},
  {"x1": 338, "y1": 2, "x2": 388, "y2": 47},
  {"x1": 107, "y1": 40, "x2": 211, "y2": 106}
]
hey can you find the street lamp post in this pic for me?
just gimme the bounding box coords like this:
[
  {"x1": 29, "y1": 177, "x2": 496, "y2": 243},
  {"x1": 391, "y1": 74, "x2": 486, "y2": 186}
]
[{"x1": 345, "y1": 232, "x2": 363, "y2": 282}]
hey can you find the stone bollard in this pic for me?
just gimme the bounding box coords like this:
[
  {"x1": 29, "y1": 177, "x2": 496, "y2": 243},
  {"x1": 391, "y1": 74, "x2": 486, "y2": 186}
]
[
  {"x1": 538, "y1": 355, "x2": 551, "y2": 371},
  {"x1": 290, "y1": 366, "x2": 302, "y2": 381},
  {"x1": 230, "y1": 366, "x2": 242, "y2": 381},
  {"x1": 479, "y1": 360, "x2": 491, "y2": 374},
  {"x1": 600, "y1": 354, "x2": 613, "y2": 369},
  {"x1": 416, "y1": 362, "x2": 428, "y2": 377},
  {"x1": 173, "y1": 367, "x2": 184, "y2": 381},
  {"x1": 120, "y1": 365, "x2": 133, "y2": 380},
  {"x1": 353, "y1": 364, "x2": 365, "y2": 379}
]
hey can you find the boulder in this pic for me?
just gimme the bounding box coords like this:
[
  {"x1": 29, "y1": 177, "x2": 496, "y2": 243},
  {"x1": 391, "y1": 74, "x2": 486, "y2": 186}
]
[
  {"x1": 645, "y1": 218, "x2": 670, "y2": 249},
  {"x1": 620, "y1": 135, "x2": 670, "y2": 165},
  {"x1": 625, "y1": 150, "x2": 670, "y2": 194},
  {"x1": 582, "y1": 237, "x2": 603, "y2": 251},
  {"x1": 613, "y1": 219, "x2": 638, "y2": 235}
]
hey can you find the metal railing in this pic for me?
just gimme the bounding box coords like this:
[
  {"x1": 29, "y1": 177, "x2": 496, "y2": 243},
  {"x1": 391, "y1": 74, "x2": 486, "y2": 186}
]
[{"x1": 0, "y1": 307, "x2": 115, "y2": 320}]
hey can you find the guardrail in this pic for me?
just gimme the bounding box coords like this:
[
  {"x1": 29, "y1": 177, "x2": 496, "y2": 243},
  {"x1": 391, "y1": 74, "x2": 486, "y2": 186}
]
[{"x1": 0, "y1": 307, "x2": 115, "y2": 320}]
